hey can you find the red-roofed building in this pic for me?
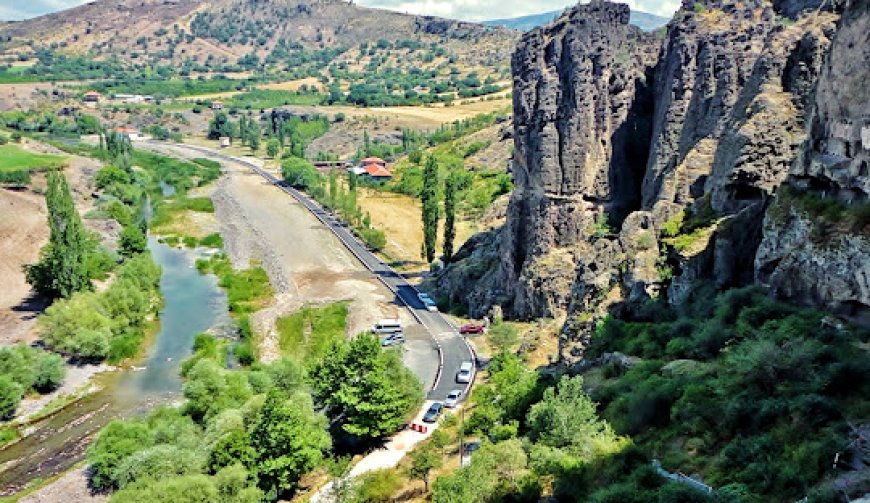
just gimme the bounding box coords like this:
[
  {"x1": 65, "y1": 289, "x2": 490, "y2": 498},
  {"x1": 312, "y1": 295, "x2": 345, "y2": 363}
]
[
  {"x1": 364, "y1": 163, "x2": 392, "y2": 181},
  {"x1": 360, "y1": 157, "x2": 386, "y2": 167}
]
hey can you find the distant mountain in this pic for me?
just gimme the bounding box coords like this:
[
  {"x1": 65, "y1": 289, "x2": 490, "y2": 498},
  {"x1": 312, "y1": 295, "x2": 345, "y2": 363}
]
[
  {"x1": 484, "y1": 7, "x2": 670, "y2": 32},
  {"x1": 0, "y1": 0, "x2": 517, "y2": 70}
]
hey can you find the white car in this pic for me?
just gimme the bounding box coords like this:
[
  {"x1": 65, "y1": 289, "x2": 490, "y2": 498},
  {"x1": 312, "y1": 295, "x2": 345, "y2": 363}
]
[
  {"x1": 417, "y1": 292, "x2": 439, "y2": 312},
  {"x1": 456, "y1": 362, "x2": 473, "y2": 383},
  {"x1": 444, "y1": 389, "x2": 462, "y2": 408}
]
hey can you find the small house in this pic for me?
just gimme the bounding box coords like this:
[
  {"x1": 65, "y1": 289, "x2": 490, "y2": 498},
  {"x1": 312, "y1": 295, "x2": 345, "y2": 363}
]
[
  {"x1": 83, "y1": 91, "x2": 102, "y2": 103},
  {"x1": 212, "y1": 101, "x2": 224, "y2": 111},
  {"x1": 220, "y1": 136, "x2": 231, "y2": 148},
  {"x1": 113, "y1": 127, "x2": 144, "y2": 141},
  {"x1": 363, "y1": 163, "x2": 392, "y2": 181}
]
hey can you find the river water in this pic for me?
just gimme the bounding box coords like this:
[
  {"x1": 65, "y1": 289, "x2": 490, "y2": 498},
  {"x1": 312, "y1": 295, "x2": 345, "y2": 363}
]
[{"x1": 0, "y1": 238, "x2": 230, "y2": 495}]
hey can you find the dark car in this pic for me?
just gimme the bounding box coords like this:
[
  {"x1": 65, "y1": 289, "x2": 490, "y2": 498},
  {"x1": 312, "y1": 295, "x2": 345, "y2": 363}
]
[
  {"x1": 422, "y1": 402, "x2": 443, "y2": 423},
  {"x1": 459, "y1": 324, "x2": 485, "y2": 335}
]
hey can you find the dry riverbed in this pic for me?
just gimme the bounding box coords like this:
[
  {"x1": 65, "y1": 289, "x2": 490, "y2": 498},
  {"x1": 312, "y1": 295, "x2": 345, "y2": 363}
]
[{"x1": 144, "y1": 143, "x2": 410, "y2": 362}]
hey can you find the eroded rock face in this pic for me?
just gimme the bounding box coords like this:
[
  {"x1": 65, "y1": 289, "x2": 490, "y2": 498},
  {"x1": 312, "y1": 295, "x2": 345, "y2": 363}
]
[
  {"x1": 434, "y1": 1, "x2": 660, "y2": 320},
  {"x1": 436, "y1": 0, "x2": 867, "y2": 361},
  {"x1": 756, "y1": 0, "x2": 870, "y2": 321}
]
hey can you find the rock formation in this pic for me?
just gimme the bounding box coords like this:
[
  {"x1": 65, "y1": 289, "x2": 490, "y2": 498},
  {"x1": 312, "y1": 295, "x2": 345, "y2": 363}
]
[
  {"x1": 756, "y1": 0, "x2": 870, "y2": 323},
  {"x1": 435, "y1": 0, "x2": 868, "y2": 361}
]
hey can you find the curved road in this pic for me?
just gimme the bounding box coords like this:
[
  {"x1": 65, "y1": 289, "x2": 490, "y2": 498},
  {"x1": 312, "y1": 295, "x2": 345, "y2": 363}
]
[{"x1": 145, "y1": 141, "x2": 476, "y2": 401}]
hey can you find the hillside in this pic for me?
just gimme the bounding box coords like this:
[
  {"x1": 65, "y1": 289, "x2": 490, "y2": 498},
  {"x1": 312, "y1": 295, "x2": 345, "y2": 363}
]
[
  {"x1": 0, "y1": 0, "x2": 517, "y2": 82},
  {"x1": 484, "y1": 7, "x2": 670, "y2": 32}
]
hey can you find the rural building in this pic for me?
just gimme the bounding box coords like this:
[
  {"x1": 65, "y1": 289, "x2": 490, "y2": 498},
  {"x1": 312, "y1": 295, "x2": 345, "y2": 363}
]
[
  {"x1": 113, "y1": 127, "x2": 145, "y2": 141},
  {"x1": 360, "y1": 157, "x2": 386, "y2": 167},
  {"x1": 82, "y1": 91, "x2": 102, "y2": 103},
  {"x1": 220, "y1": 136, "x2": 231, "y2": 148},
  {"x1": 363, "y1": 163, "x2": 392, "y2": 181},
  {"x1": 114, "y1": 94, "x2": 154, "y2": 104},
  {"x1": 212, "y1": 101, "x2": 224, "y2": 110},
  {"x1": 313, "y1": 160, "x2": 351, "y2": 175}
]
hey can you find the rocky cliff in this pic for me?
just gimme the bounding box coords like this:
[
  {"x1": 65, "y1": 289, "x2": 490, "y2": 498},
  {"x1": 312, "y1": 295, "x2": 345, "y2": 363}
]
[
  {"x1": 435, "y1": 0, "x2": 867, "y2": 361},
  {"x1": 756, "y1": 0, "x2": 870, "y2": 323}
]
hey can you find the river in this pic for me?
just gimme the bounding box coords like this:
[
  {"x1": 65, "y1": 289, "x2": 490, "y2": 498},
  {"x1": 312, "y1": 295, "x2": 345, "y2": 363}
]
[{"x1": 0, "y1": 238, "x2": 230, "y2": 495}]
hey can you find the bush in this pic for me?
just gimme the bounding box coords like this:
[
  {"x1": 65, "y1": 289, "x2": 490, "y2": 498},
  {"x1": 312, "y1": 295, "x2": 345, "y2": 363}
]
[
  {"x1": 87, "y1": 419, "x2": 155, "y2": 490},
  {"x1": 0, "y1": 376, "x2": 23, "y2": 420},
  {"x1": 33, "y1": 352, "x2": 66, "y2": 393},
  {"x1": 355, "y1": 469, "x2": 402, "y2": 502},
  {"x1": 357, "y1": 227, "x2": 386, "y2": 251}
]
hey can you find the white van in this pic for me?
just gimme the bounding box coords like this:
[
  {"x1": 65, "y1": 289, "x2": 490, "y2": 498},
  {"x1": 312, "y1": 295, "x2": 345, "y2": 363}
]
[{"x1": 371, "y1": 319, "x2": 402, "y2": 334}]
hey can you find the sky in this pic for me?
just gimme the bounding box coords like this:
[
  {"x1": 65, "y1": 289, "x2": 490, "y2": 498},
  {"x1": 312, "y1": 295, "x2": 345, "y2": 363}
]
[{"x1": 0, "y1": 0, "x2": 681, "y2": 22}]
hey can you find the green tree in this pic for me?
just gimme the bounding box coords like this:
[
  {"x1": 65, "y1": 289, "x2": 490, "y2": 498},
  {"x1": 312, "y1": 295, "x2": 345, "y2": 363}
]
[
  {"x1": 249, "y1": 390, "x2": 331, "y2": 498},
  {"x1": 266, "y1": 138, "x2": 280, "y2": 158},
  {"x1": 26, "y1": 171, "x2": 93, "y2": 299},
  {"x1": 87, "y1": 419, "x2": 154, "y2": 490},
  {"x1": 309, "y1": 334, "x2": 423, "y2": 440},
  {"x1": 208, "y1": 111, "x2": 235, "y2": 140},
  {"x1": 442, "y1": 172, "x2": 459, "y2": 263},
  {"x1": 118, "y1": 225, "x2": 147, "y2": 258},
  {"x1": 527, "y1": 375, "x2": 624, "y2": 462},
  {"x1": 0, "y1": 376, "x2": 23, "y2": 420},
  {"x1": 421, "y1": 155, "x2": 440, "y2": 263},
  {"x1": 409, "y1": 444, "x2": 442, "y2": 492},
  {"x1": 33, "y1": 352, "x2": 66, "y2": 393}
]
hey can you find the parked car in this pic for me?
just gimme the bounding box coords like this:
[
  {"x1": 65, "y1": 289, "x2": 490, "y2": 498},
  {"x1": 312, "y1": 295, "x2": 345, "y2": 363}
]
[
  {"x1": 459, "y1": 323, "x2": 485, "y2": 335},
  {"x1": 461, "y1": 441, "x2": 481, "y2": 467},
  {"x1": 380, "y1": 333, "x2": 406, "y2": 347},
  {"x1": 444, "y1": 389, "x2": 462, "y2": 408},
  {"x1": 417, "y1": 292, "x2": 439, "y2": 312},
  {"x1": 422, "y1": 402, "x2": 443, "y2": 423},
  {"x1": 456, "y1": 362, "x2": 473, "y2": 383}
]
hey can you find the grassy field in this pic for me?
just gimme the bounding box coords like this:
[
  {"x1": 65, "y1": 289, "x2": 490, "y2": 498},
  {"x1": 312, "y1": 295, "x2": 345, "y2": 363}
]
[
  {"x1": 276, "y1": 302, "x2": 348, "y2": 363},
  {"x1": 0, "y1": 144, "x2": 66, "y2": 172}
]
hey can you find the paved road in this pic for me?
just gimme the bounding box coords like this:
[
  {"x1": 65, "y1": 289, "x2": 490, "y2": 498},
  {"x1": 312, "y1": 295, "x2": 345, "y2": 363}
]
[{"x1": 145, "y1": 141, "x2": 476, "y2": 401}]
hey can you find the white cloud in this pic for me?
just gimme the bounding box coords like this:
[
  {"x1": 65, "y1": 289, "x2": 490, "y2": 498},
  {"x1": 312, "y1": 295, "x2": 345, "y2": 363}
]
[{"x1": 1, "y1": 0, "x2": 679, "y2": 24}]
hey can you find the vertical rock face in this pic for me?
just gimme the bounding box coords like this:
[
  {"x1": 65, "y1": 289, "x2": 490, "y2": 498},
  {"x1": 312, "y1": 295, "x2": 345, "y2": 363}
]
[
  {"x1": 502, "y1": 1, "x2": 659, "y2": 318},
  {"x1": 435, "y1": 0, "x2": 868, "y2": 360},
  {"x1": 756, "y1": 0, "x2": 870, "y2": 321}
]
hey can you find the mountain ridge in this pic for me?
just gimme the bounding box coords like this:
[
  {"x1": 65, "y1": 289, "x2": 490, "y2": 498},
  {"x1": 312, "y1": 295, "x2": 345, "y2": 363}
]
[{"x1": 484, "y1": 6, "x2": 671, "y2": 31}]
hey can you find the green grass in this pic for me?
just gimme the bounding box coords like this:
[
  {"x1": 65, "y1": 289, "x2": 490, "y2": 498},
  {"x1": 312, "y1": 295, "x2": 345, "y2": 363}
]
[
  {"x1": 195, "y1": 255, "x2": 273, "y2": 314},
  {"x1": 226, "y1": 89, "x2": 325, "y2": 109},
  {"x1": 149, "y1": 196, "x2": 216, "y2": 230},
  {"x1": 0, "y1": 144, "x2": 66, "y2": 172},
  {"x1": 277, "y1": 303, "x2": 348, "y2": 364},
  {"x1": 0, "y1": 425, "x2": 19, "y2": 448}
]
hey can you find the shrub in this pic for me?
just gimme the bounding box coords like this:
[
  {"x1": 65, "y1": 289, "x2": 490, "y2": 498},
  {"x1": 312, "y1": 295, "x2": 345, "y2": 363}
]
[
  {"x1": 33, "y1": 352, "x2": 66, "y2": 393},
  {"x1": 0, "y1": 376, "x2": 23, "y2": 420}
]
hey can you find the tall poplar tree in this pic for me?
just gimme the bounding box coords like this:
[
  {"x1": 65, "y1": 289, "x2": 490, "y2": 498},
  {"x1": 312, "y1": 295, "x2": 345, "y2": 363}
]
[
  {"x1": 442, "y1": 173, "x2": 458, "y2": 263},
  {"x1": 26, "y1": 171, "x2": 93, "y2": 298},
  {"x1": 421, "y1": 155, "x2": 439, "y2": 263}
]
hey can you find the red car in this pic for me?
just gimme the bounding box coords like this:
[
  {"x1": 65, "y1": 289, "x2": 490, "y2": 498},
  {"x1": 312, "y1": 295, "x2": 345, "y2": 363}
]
[{"x1": 459, "y1": 323, "x2": 485, "y2": 335}]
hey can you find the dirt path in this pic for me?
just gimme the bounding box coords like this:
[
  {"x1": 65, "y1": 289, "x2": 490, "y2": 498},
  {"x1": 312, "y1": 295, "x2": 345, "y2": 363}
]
[{"x1": 146, "y1": 144, "x2": 409, "y2": 362}]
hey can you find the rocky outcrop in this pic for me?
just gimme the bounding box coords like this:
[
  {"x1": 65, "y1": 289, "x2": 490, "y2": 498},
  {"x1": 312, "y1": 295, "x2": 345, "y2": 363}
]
[
  {"x1": 756, "y1": 0, "x2": 870, "y2": 321},
  {"x1": 436, "y1": 0, "x2": 867, "y2": 361},
  {"x1": 435, "y1": 1, "x2": 660, "y2": 320}
]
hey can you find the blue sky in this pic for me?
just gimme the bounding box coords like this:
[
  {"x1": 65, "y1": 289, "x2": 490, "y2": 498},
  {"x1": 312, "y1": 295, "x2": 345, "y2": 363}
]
[{"x1": 0, "y1": 0, "x2": 679, "y2": 22}]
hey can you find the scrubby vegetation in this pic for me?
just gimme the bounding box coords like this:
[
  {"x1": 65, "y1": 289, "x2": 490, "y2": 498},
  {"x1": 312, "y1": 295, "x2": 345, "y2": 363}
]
[
  {"x1": 431, "y1": 286, "x2": 870, "y2": 502},
  {"x1": 0, "y1": 345, "x2": 66, "y2": 419},
  {"x1": 38, "y1": 253, "x2": 161, "y2": 362},
  {"x1": 87, "y1": 313, "x2": 422, "y2": 501}
]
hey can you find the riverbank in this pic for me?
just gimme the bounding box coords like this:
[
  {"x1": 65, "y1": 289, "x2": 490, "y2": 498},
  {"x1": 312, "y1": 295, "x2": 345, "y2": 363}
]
[{"x1": 143, "y1": 143, "x2": 411, "y2": 362}]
